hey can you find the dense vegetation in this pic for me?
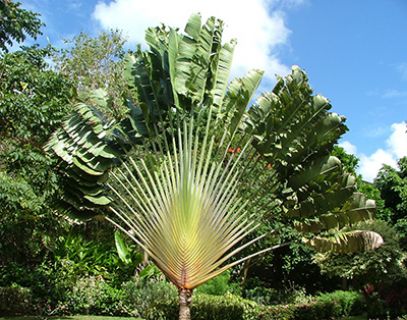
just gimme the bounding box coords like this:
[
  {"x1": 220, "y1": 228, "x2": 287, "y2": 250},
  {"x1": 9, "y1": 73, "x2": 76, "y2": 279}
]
[{"x1": 0, "y1": 1, "x2": 406, "y2": 319}]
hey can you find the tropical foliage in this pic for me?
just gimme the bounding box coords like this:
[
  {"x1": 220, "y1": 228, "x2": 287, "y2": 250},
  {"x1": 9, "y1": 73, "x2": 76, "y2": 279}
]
[
  {"x1": 315, "y1": 220, "x2": 406, "y2": 282},
  {"x1": 0, "y1": 45, "x2": 73, "y2": 265},
  {"x1": 0, "y1": 0, "x2": 42, "y2": 52},
  {"x1": 3, "y1": 1, "x2": 406, "y2": 319},
  {"x1": 48, "y1": 14, "x2": 381, "y2": 253},
  {"x1": 375, "y1": 157, "x2": 407, "y2": 248},
  {"x1": 54, "y1": 30, "x2": 129, "y2": 119},
  {"x1": 45, "y1": 13, "x2": 384, "y2": 319}
]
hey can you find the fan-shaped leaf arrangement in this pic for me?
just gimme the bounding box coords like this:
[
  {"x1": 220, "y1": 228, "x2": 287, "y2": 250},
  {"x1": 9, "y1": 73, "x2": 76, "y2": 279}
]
[
  {"x1": 46, "y1": 13, "x2": 384, "y2": 319},
  {"x1": 107, "y1": 116, "x2": 275, "y2": 319}
]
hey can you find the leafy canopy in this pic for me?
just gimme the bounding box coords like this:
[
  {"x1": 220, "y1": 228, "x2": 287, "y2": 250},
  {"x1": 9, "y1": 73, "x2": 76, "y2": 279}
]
[
  {"x1": 0, "y1": 0, "x2": 42, "y2": 52},
  {"x1": 0, "y1": 45, "x2": 73, "y2": 264},
  {"x1": 375, "y1": 157, "x2": 407, "y2": 248},
  {"x1": 53, "y1": 30, "x2": 128, "y2": 119}
]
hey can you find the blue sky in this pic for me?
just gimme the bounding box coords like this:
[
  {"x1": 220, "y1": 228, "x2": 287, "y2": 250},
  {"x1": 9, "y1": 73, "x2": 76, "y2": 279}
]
[{"x1": 20, "y1": 0, "x2": 407, "y2": 181}]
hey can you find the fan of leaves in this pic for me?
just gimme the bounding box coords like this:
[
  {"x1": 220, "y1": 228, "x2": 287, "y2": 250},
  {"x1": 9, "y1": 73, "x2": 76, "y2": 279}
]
[{"x1": 47, "y1": 13, "x2": 382, "y2": 253}]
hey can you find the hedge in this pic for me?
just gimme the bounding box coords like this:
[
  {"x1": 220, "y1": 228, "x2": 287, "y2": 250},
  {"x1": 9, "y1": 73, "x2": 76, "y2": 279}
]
[
  {"x1": 0, "y1": 281, "x2": 365, "y2": 320},
  {"x1": 258, "y1": 290, "x2": 365, "y2": 320},
  {"x1": 131, "y1": 290, "x2": 364, "y2": 320},
  {"x1": 0, "y1": 285, "x2": 34, "y2": 315}
]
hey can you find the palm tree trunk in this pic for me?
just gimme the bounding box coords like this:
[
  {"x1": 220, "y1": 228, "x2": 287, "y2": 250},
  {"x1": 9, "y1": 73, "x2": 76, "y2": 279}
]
[{"x1": 179, "y1": 288, "x2": 192, "y2": 320}]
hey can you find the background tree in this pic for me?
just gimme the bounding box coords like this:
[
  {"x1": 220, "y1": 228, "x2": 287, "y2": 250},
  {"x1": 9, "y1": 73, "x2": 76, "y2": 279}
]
[
  {"x1": 375, "y1": 157, "x2": 407, "y2": 248},
  {"x1": 0, "y1": 44, "x2": 142, "y2": 311},
  {"x1": 314, "y1": 218, "x2": 407, "y2": 318},
  {"x1": 0, "y1": 45, "x2": 72, "y2": 282},
  {"x1": 53, "y1": 30, "x2": 128, "y2": 120},
  {"x1": 0, "y1": 0, "x2": 42, "y2": 52},
  {"x1": 314, "y1": 220, "x2": 406, "y2": 284},
  {"x1": 332, "y1": 145, "x2": 359, "y2": 176}
]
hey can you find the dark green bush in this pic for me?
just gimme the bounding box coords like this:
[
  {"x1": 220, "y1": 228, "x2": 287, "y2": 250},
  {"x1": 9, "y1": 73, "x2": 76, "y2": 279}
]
[
  {"x1": 316, "y1": 290, "x2": 364, "y2": 317},
  {"x1": 59, "y1": 276, "x2": 128, "y2": 316},
  {"x1": 258, "y1": 290, "x2": 364, "y2": 320},
  {"x1": 245, "y1": 286, "x2": 312, "y2": 306},
  {"x1": 294, "y1": 301, "x2": 332, "y2": 320},
  {"x1": 192, "y1": 293, "x2": 258, "y2": 320},
  {"x1": 57, "y1": 281, "x2": 367, "y2": 320},
  {"x1": 0, "y1": 275, "x2": 366, "y2": 320},
  {"x1": 296, "y1": 291, "x2": 364, "y2": 320},
  {"x1": 122, "y1": 280, "x2": 257, "y2": 320},
  {"x1": 257, "y1": 304, "x2": 297, "y2": 320},
  {"x1": 245, "y1": 287, "x2": 278, "y2": 305},
  {"x1": 195, "y1": 271, "x2": 241, "y2": 296},
  {"x1": 122, "y1": 279, "x2": 178, "y2": 320},
  {"x1": 0, "y1": 285, "x2": 33, "y2": 315},
  {"x1": 365, "y1": 292, "x2": 388, "y2": 319}
]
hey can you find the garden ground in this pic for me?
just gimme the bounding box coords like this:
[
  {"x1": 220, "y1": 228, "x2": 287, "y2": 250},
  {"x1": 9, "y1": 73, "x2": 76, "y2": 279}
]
[
  {"x1": 0, "y1": 317, "x2": 142, "y2": 320},
  {"x1": 0, "y1": 316, "x2": 366, "y2": 320}
]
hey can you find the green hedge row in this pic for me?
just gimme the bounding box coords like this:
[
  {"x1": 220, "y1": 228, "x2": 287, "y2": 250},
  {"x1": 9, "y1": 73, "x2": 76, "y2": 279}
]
[
  {"x1": 154, "y1": 290, "x2": 364, "y2": 320},
  {"x1": 0, "y1": 285, "x2": 34, "y2": 315},
  {"x1": 259, "y1": 291, "x2": 364, "y2": 320},
  {"x1": 0, "y1": 282, "x2": 364, "y2": 320}
]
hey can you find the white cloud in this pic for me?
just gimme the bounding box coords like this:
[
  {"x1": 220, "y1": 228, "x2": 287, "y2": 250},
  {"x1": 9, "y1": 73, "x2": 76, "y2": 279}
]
[
  {"x1": 92, "y1": 0, "x2": 300, "y2": 80},
  {"x1": 359, "y1": 149, "x2": 398, "y2": 182},
  {"x1": 339, "y1": 140, "x2": 357, "y2": 155},
  {"x1": 357, "y1": 121, "x2": 407, "y2": 182},
  {"x1": 387, "y1": 122, "x2": 407, "y2": 159}
]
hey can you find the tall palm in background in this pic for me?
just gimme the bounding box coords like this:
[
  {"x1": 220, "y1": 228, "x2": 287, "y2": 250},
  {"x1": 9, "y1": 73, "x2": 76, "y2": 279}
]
[{"x1": 47, "y1": 14, "x2": 383, "y2": 319}]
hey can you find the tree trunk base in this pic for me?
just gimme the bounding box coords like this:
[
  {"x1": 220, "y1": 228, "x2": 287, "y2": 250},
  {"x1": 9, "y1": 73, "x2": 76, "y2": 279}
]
[{"x1": 179, "y1": 288, "x2": 193, "y2": 320}]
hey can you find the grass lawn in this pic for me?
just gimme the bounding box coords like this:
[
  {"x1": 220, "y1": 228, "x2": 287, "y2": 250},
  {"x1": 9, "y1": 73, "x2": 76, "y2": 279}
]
[
  {"x1": 0, "y1": 316, "x2": 370, "y2": 320},
  {"x1": 0, "y1": 317, "x2": 142, "y2": 320},
  {"x1": 0, "y1": 313, "x2": 373, "y2": 320}
]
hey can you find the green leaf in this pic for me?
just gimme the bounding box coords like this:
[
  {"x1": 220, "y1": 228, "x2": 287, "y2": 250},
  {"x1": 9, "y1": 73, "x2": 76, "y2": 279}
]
[
  {"x1": 307, "y1": 230, "x2": 384, "y2": 253},
  {"x1": 114, "y1": 230, "x2": 132, "y2": 264}
]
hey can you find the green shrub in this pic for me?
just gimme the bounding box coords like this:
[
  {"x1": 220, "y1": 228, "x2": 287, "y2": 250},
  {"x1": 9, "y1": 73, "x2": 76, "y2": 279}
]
[
  {"x1": 316, "y1": 220, "x2": 406, "y2": 284},
  {"x1": 295, "y1": 291, "x2": 364, "y2": 320},
  {"x1": 245, "y1": 287, "x2": 278, "y2": 306},
  {"x1": 365, "y1": 291, "x2": 387, "y2": 319},
  {"x1": 0, "y1": 285, "x2": 33, "y2": 315},
  {"x1": 258, "y1": 290, "x2": 365, "y2": 320},
  {"x1": 245, "y1": 286, "x2": 312, "y2": 306},
  {"x1": 195, "y1": 271, "x2": 241, "y2": 296},
  {"x1": 294, "y1": 300, "x2": 331, "y2": 320},
  {"x1": 59, "y1": 281, "x2": 365, "y2": 320},
  {"x1": 124, "y1": 287, "x2": 364, "y2": 320},
  {"x1": 60, "y1": 276, "x2": 128, "y2": 316},
  {"x1": 122, "y1": 279, "x2": 178, "y2": 320},
  {"x1": 257, "y1": 304, "x2": 297, "y2": 320},
  {"x1": 316, "y1": 290, "x2": 364, "y2": 317},
  {"x1": 192, "y1": 293, "x2": 258, "y2": 320},
  {"x1": 122, "y1": 281, "x2": 257, "y2": 320}
]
